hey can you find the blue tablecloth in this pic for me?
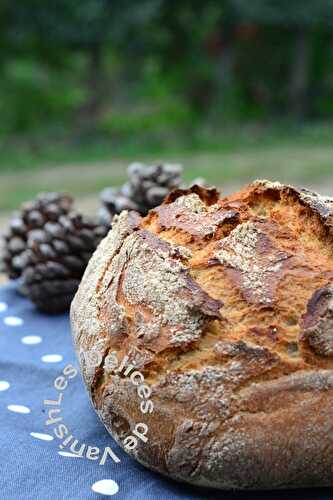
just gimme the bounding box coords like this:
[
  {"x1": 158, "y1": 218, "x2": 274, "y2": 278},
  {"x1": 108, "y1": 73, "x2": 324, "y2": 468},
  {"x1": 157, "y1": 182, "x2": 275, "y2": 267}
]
[{"x1": 0, "y1": 281, "x2": 332, "y2": 500}]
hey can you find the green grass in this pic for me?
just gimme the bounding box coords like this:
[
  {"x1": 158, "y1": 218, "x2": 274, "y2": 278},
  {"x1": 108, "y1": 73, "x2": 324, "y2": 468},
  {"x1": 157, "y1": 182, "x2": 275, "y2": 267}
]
[
  {"x1": 1, "y1": 121, "x2": 333, "y2": 171},
  {"x1": 1, "y1": 121, "x2": 333, "y2": 214}
]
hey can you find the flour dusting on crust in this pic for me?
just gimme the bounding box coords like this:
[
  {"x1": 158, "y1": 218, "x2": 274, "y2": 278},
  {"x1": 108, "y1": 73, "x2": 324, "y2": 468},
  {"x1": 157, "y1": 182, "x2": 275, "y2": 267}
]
[{"x1": 214, "y1": 222, "x2": 290, "y2": 305}]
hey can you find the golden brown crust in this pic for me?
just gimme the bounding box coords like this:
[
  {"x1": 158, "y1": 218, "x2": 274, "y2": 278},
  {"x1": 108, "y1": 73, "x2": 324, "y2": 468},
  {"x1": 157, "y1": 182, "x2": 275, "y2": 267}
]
[{"x1": 70, "y1": 180, "x2": 333, "y2": 489}]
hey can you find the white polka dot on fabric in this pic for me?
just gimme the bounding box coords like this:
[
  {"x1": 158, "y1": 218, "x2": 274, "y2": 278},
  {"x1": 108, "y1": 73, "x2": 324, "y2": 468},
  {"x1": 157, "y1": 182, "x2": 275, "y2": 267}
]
[
  {"x1": 30, "y1": 432, "x2": 53, "y2": 441},
  {"x1": 41, "y1": 354, "x2": 63, "y2": 363},
  {"x1": 4, "y1": 316, "x2": 23, "y2": 327},
  {"x1": 0, "y1": 381, "x2": 10, "y2": 391},
  {"x1": 7, "y1": 404, "x2": 31, "y2": 414},
  {"x1": 21, "y1": 335, "x2": 42, "y2": 345},
  {"x1": 58, "y1": 451, "x2": 84, "y2": 458},
  {"x1": 0, "y1": 302, "x2": 8, "y2": 313},
  {"x1": 91, "y1": 480, "x2": 119, "y2": 496}
]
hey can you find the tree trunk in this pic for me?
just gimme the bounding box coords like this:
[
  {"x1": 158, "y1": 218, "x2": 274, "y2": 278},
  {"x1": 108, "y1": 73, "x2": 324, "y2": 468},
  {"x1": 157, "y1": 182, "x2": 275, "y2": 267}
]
[
  {"x1": 86, "y1": 44, "x2": 103, "y2": 118},
  {"x1": 289, "y1": 30, "x2": 312, "y2": 119},
  {"x1": 76, "y1": 44, "x2": 104, "y2": 135}
]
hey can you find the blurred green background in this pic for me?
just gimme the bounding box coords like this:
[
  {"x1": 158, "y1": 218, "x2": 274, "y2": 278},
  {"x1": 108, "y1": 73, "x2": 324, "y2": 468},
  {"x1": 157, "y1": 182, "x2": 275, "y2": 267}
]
[{"x1": 1, "y1": 0, "x2": 333, "y2": 223}]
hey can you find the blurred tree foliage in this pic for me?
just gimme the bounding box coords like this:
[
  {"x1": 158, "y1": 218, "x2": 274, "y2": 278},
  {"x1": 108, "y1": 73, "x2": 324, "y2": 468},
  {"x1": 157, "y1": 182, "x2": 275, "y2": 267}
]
[{"x1": 1, "y1": 0, "x2": 333, "y2": 137}]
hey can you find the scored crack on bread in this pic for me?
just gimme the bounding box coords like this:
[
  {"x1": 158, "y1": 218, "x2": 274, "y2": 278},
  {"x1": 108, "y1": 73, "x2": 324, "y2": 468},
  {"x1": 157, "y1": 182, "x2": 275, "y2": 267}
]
[{"x1": 70, "y1": 179, "x2": 333, "y2": 490}]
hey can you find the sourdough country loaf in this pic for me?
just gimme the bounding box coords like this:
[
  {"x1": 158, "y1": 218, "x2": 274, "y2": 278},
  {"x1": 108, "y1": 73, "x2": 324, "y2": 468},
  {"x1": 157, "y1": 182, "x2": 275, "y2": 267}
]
[{"x1": 70, "y1": 180, "x2": 333, "y2": 489}]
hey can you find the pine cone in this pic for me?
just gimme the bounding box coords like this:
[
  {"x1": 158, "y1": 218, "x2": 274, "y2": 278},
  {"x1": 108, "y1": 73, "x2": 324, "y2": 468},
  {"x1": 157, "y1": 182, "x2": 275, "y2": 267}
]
[
  {"x1": 1, "y1": 193, "x2": 107, "y2": 313},
  {"x1": 98, "y1": 163, "x2": 183, "y2": 226}
]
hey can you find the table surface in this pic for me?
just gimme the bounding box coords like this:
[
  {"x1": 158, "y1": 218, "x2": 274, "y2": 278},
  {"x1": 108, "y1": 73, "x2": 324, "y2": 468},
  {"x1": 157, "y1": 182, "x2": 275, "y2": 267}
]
[{"x1": 0, "y1": 280, "x2": 332, "y2": 500}]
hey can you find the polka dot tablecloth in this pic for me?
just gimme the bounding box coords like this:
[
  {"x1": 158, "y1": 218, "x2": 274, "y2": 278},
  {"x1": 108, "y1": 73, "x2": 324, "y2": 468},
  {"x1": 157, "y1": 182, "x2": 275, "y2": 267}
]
[{"x1": 0, "y1": 282, "x2": 332, "y2": 500}]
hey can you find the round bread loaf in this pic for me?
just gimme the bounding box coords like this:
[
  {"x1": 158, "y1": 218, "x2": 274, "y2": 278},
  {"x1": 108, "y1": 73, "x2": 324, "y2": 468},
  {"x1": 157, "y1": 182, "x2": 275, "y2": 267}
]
[{"x1": 70, "y1": 180, "x2": 333, "y2": 490}]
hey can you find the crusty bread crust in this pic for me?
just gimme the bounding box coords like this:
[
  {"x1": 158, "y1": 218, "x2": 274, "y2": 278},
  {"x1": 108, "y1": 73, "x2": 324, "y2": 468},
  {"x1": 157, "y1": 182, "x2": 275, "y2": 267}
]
[{"x1": 70, "y1": 180, "x2": 333, "y2": 489}]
